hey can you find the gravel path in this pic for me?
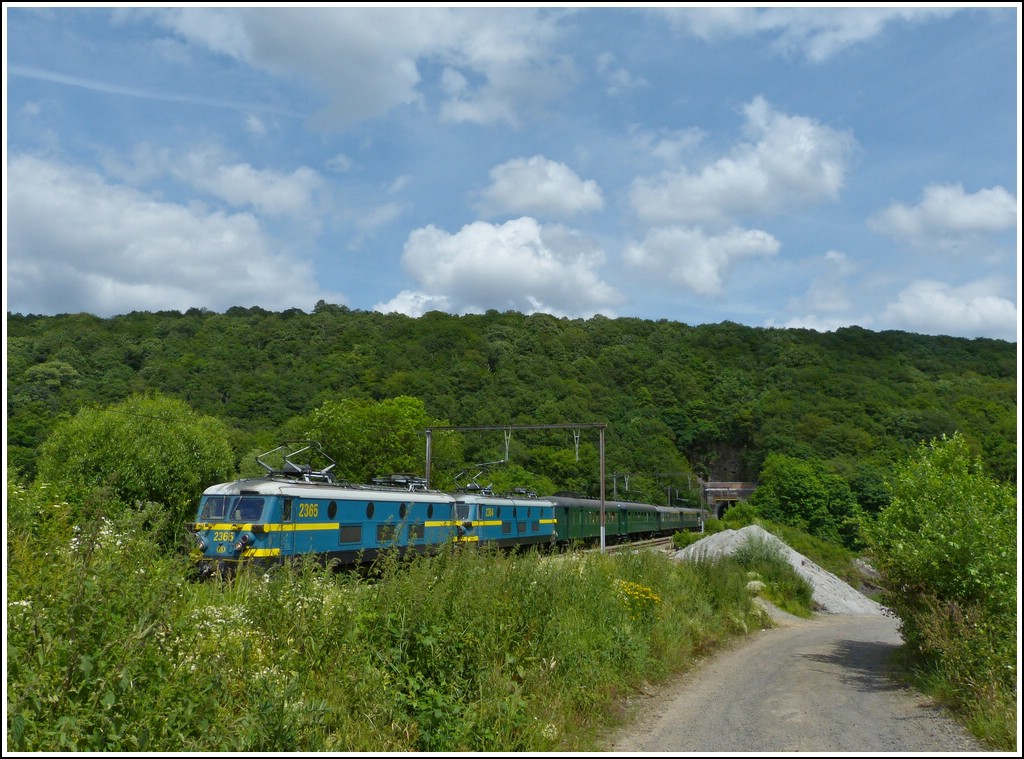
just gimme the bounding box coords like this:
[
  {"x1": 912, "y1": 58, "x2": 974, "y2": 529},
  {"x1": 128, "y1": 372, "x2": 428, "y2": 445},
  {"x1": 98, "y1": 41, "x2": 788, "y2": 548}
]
[{"x1": 605, "y1": 526, "x2": 990, "y2": 753}]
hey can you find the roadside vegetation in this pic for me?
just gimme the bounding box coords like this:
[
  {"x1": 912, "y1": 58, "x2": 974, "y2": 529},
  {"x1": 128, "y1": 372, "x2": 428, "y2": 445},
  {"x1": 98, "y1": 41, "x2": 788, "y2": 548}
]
[
  {"x1": 6, "y1": 438, "x2": 1016, "y2": 751},
  {"x1": 7, "y1": 475, "x2": 810, "y2": 752},
  {"x1": 864, "y1": 434, "x2": 1017, "y2": 751}
]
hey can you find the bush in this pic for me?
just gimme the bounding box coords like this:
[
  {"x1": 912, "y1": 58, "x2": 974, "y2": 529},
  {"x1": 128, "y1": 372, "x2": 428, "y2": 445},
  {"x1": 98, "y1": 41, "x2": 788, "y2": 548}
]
[
  {"x1": 748, "y1": 454, "x2": 863, "y2": 548},
  {"x1": 702, "y1": 518, "x2": 727, "y2": 535},
  {"x1": 720, "y1": 500, "x2": 760, "y2": 528},
  {"x1": 35, "y1": 394, "x2": 233, "y2": 541},
  {"x1": 864, "y1": 433, "x2": 1016, "y2": 749},
  {"x1": 671, "y1": 531, "x2": 705, "y2": 549}
]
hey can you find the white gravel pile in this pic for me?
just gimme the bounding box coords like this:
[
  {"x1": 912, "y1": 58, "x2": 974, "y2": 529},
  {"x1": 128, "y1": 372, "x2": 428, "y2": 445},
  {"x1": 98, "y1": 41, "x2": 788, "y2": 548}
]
[{"x1": 672, "y1": 524, "x2": 887, "y2": 616}]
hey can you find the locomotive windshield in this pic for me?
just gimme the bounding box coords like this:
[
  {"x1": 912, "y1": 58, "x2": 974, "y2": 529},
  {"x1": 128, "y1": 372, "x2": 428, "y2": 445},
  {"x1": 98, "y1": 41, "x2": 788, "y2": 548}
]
[{"x1": 199, "y1": 495, "x2": 265, "y2": 521}]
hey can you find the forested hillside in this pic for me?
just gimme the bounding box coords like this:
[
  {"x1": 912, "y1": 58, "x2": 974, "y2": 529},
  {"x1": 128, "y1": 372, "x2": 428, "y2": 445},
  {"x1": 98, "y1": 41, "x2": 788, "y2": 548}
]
[{"x1": 7, "y1": 303, "x2": 1017, "y2": 512}]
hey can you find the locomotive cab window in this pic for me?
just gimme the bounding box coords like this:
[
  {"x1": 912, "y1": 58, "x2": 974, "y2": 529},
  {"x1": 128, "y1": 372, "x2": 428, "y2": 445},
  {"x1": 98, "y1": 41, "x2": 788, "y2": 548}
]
[
  {"x1": 200, "y1": 496, "x2": 229, "y2": 520},
  {"x1": 231, "y1": 497, "x2": 265, "y2": 521}
]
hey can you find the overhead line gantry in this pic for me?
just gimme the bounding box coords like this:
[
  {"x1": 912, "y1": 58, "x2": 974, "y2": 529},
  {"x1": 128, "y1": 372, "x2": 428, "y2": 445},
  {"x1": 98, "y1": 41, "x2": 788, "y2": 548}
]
[{"x1": 424, "y1": 422, "x2": 610, "y2": 552}]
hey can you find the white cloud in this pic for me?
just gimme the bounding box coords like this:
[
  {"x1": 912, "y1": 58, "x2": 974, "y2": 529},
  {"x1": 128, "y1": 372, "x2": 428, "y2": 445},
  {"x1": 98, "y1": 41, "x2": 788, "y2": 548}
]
[
  {"x1": 867, "y1": 183, "x2": 1017, "y2": 249},
  {"x1": 771, "y1": 314, "x2": 869, "y2": 334},
  {"x1": 245, "y1": 114, "x2": 266, "y2": 136},
  {"x1": 374, "y1": 290, "x2": 453, "y2": 317},
  {"x1": 355, "y1": 202, "x2": 405, "y2": 234},
  {"x1": 801, "y1": 249, "x2": 855, "y2": 313},
  {"x1": 380, "y1": 216, "x2": 622, "y2": 317},
  {"x1": 388, "y1": 175, "x2": 411, "y2": 195},
  {"x1": 18, "y1": 101, "x2": 43, "y2": 117},
  {"x1": 630, "y1": 97, "x2": 856, "y2": 227},
  {"x1": 629, "y1": 126, "x2": 707, "y2": 167},
  {"x1": 104, "y1": 144, "x2": 324, "y2": 219},
  {"x1": 176, "y1": 146, "x2": 323, "y2": 218},
  {"x1": 596, "y1": 52, "x2": 648, "y2": 95},
  {"x1": 327, "y1": 153, "x2": 358, "y2": 173},
  {"x1": 882, "y1": 279, "x2": 1017, "y2": 340},
  {"x1": 476, "y1": 156, "x2": 604, "y2": 219},
  {"x1": 657, "y1": 7, "x2": 958, "y2": 62},
  {"x1": 625, "y1": 226, "x2": 780, "y2": 296},
  {"x1": 151, "y1": 7, "x2": 573, "y2": 129},
  {"x1": 6, "y1": 155, "x2": 339, "y2": 316},
  {"x1": 767, "y1": 250, "x2": 859, "y2": 332}
]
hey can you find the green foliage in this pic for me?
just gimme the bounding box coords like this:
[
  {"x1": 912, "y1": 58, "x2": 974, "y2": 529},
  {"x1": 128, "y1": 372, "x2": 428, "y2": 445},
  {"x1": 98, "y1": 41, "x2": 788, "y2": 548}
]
[
  {"x1": 701, "y1": 518, "x2": 728, "y2": 535},
  {"x1": 864, "y1": 433, "x2": 1016, "y2": 748},
  {"x1": 7, "y1": 479, "x2": 197, "y2": 751},
  {"x1": 5, "y1": 307, "x2": 1018, "y2": 747},
  {"x1": 728, "y1": 534, "x2": 814, "y2": 617},
  {"x1": 460, "y1": 462, "x2": 556, "y2": 498},
  {"x1": 7, "y1": 311, "x2": 1017, "y2": 496},
  {"x1": 292, "y1": 396, "x2": 460, "y2": 485},
  {"x1": 719, "y1": 499, "x2": 760, "y2": 527},
  {"x1": 671, "y1": 530, "x2": 706, "y2": 549},
  {"x1": 749, "y1": 453, "x2": 864, "y2": 548},
  {"x1": 8, "y1": 482, "x2": 776, "y2": 752},
  {"x1": 34, "y1": 394, "x2": 233, "y2": 537}
]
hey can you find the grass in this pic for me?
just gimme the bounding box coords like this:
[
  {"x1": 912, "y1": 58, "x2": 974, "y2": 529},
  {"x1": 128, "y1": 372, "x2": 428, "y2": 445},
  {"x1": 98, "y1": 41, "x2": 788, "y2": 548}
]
[
  {"x1": 7, "y1": 481, "x2": 805, "y2": 752},
  {"x1": 8, "y1": 479, "x2": 1013, "y2": 751}
]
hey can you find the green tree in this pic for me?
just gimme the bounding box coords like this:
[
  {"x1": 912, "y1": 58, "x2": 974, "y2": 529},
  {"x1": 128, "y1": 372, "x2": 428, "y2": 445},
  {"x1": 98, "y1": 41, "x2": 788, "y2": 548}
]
[
  {"x1": 748, "y1": 453, "x2": 862, "y2": 547},
  {"x1": 293, "y1": 396, "x2": 461, "y2": 486},
  {"x1": 36, "y1": 394, "x2": 234, "y2": 535}
]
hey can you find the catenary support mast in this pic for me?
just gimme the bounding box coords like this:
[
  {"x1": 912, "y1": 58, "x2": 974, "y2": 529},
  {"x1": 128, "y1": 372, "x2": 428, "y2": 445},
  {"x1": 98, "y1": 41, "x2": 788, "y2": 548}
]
[{"x1": 424, "y1": 423, "x2": 608, "y2": 552}]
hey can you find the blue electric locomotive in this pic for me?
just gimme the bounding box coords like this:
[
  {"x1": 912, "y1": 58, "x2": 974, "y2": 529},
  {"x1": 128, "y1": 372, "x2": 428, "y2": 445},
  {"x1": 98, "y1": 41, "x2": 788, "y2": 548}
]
[{"x1": 188, "y1": 443, "x2": 559, "y2": 575}]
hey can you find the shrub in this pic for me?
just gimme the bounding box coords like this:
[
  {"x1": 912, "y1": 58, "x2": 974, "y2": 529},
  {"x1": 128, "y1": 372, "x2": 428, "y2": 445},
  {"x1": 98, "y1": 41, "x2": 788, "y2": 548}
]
[
  {"x1": 35, "y1": 394, "x2": 233, "y2": 541},
  {"x1": 720, "y1": 500, "x2": 760, "y2": 527},
  {"x1": 671, "y1": 530, "x2": 705, "y2": 549},
  {"x1": 864, "y1": 433, "x2": 1016, "y2": 749}
]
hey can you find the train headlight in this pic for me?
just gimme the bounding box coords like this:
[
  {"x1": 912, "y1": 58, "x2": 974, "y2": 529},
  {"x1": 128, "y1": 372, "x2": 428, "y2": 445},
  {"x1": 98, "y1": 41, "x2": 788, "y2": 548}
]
[{"x1": 233, "y1": 533, "x2": 252, "y2": 553}]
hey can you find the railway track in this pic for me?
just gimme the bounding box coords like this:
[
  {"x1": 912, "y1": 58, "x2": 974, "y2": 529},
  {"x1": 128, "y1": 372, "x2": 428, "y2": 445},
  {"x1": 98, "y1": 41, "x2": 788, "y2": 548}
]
[{"x1": 601, "y1": 536, "x2": 677, "y2": 554}]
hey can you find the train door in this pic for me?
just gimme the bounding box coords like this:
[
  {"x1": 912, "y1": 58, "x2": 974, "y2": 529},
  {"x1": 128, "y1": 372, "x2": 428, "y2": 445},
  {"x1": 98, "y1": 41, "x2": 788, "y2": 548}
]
[
  {"x1": 454, "y1": 498, "x2": 477, "y2": 542},
  {"x1": 280, "y1": 497, "x2": 295, "y2": 555}
]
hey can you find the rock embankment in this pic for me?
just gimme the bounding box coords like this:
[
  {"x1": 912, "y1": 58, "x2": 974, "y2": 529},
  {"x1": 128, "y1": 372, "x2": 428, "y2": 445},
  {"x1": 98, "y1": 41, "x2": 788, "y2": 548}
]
[{"x1": 672, "y1": 524, "x2": 888, "y2": 616}]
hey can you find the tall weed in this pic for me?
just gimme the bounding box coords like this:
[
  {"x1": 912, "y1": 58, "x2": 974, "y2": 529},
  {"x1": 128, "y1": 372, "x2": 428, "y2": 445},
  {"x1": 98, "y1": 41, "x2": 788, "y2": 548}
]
[{"x1": 7, "y1": 481, "x2": 777, "y2": 752}]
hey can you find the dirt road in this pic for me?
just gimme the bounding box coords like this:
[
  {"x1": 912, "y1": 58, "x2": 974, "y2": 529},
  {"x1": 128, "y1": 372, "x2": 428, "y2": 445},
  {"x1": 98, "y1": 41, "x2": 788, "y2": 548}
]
[{"x1": 607, "y1": 612, "x2": 988, "y2": 752}]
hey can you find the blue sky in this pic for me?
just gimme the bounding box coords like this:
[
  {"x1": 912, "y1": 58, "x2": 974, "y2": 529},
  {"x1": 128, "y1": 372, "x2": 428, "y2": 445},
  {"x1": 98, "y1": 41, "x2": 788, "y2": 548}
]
[{"x1": 4, "y1": 5, "x2": 1020, "y2": 341}]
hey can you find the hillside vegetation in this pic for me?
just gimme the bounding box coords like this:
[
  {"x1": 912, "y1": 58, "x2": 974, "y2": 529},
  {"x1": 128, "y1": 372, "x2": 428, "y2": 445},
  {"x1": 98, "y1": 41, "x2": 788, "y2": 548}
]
[
  {"x1": 7, "y1": 305, "x2": 1016, "y2": 503},
  {"x1": 5, "y1": 306, "x2": 1018, "y2": 750}
]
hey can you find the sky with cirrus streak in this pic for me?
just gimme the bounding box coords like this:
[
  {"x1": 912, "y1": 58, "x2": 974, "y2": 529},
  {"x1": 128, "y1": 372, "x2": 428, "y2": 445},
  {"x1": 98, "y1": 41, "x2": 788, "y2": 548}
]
[{"x1": 4, "y1": 5, "x2": 1019, "y2": 342}]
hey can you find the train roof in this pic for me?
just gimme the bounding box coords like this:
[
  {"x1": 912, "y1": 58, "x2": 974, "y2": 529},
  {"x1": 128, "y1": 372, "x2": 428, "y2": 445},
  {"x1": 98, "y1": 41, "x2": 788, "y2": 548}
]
[
  {"x1": 201, "y1": 477, "x2": 454, "y2": 503},
  {"x1": 547, "y1": 494, "x2": 660, "y2": 512}
]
